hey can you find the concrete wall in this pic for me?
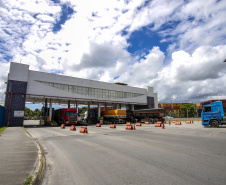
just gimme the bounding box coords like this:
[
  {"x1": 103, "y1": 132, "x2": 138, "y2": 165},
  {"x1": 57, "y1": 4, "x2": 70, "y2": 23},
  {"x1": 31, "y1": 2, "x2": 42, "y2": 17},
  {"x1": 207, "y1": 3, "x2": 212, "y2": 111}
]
[
  {"x1": 4, "y1": 80, "x2": 27, "y2": 127},
  {"x1": 147, "y1": 87, "x2": 158, "y2": 108},
  {"x1": 4, "y1": 63, "x2": 28, "y2": 127},
  {"x1": 8, "y1": 62, "x2": 29, "y2": 82}
]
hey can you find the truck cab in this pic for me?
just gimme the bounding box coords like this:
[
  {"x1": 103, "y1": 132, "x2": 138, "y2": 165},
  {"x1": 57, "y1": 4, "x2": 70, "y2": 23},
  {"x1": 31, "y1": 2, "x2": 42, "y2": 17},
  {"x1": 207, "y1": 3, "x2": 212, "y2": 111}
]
[
  {"x1": 54, "y1": 108, "x2": 77, "y2": 125},
  {"x1": 201, "y1": 101, "x2": 226, "y2": 127}
]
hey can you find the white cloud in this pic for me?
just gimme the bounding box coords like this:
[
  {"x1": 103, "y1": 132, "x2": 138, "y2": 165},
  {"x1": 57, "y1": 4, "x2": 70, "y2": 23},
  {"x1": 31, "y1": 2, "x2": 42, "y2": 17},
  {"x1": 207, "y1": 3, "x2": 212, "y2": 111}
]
[
  {"x1": 129, "y1": 0, "x2": 183, "y2": 32},
  {"x1": 164, "y1": 0, "x2": 226, "y2": 52},
  {"x1": 115, "y1": 46, "x2": 165, "y2": 87},
  {"x1": 0, "y1": 0, "x2": 226, "y2": 105},
  {"x1": 149, "y1": 45, "x2": 226, "y2": 103},
  {"x1": 0, "y1": 62, "x2": 10, "y2": 102}
]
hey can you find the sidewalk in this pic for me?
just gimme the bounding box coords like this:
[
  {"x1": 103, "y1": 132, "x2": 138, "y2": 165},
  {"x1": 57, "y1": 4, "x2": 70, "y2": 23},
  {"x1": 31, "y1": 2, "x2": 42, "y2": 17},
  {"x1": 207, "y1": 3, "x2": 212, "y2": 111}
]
[{"x1": 0, "y1": 127, "x2": 38, "y2": 185}]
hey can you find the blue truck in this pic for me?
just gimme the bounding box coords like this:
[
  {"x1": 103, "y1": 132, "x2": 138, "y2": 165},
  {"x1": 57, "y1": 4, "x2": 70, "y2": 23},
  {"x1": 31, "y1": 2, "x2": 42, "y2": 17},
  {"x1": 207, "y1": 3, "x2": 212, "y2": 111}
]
[{"x1": 201, "y1": 101, "x2": 226, "y2": 127}]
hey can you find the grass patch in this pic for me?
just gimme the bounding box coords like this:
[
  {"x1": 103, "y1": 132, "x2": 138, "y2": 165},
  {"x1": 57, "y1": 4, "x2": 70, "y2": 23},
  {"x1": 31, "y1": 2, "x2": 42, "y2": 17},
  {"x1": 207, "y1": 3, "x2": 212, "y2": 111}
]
[
  {"x1": 49, "y1": 120, "x2": 58, "y2": 126},
  {"x1": 0, "y1": 127, "x2": 7, "y2": 135},
  {"x1": 23, "y1": 176, "x2": 32, "y2": 185}
]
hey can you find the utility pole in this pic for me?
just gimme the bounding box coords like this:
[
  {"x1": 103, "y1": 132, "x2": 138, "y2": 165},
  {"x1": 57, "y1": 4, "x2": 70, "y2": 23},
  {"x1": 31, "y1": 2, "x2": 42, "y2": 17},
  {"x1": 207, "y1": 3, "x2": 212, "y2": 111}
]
[{"x1": 171, "y1": 100, "x2": 173, "y2": 117}]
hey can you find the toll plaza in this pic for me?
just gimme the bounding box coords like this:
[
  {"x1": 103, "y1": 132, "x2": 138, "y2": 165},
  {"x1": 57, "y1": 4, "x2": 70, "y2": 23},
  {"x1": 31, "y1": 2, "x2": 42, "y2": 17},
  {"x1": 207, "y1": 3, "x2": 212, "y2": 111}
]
[{"x1": 4, "y1": 62, "x2": 158, "y2": 126}]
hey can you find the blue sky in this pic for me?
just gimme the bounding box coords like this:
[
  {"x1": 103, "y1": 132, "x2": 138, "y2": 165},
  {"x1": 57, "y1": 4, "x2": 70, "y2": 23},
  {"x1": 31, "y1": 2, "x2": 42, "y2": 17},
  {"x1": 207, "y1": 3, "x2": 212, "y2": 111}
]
[
  {"x1": 52, "y1": 3, "x2": 75, "y2": 33},
  {"x1": 127, "y1": 26, "x2": 172, "y2": 62},
  {"x1": 0, "y1": 0, "x2": 226, "y2": 109}
]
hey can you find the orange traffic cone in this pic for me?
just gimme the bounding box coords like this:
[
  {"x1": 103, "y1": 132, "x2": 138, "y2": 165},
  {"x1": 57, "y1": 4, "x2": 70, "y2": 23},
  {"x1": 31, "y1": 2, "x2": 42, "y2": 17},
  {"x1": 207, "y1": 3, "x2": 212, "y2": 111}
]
[
  {"x1": 132, "y1": 124, "x2": 136, "y2": 130},
  {"x1": 169, "y1": 121, "x2": 171, "y2": 125},
  {"x1": 84, "y1": 126, "x2": 88, "y2": 134},
  {"x1": 61, "y1": 124, "x2": 65, "y2": 129},
  {"x1": 70, "y1": 125, "x2": 76, "y2": 131}
]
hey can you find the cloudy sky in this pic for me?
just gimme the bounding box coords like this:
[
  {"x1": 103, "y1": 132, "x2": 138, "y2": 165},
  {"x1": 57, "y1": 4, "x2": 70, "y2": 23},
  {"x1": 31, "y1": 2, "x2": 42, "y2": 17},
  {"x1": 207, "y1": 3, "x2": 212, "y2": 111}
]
[{"x1": 1, "y1": 0, "x2": 226, "y2": 105}]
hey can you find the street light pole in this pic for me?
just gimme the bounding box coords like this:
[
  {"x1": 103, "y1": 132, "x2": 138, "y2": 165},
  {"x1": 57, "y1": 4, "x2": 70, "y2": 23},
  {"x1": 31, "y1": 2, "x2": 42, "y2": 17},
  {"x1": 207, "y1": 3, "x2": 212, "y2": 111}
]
[{"x1": 170, "y1": 100, "x2": 172, "y2": 117}]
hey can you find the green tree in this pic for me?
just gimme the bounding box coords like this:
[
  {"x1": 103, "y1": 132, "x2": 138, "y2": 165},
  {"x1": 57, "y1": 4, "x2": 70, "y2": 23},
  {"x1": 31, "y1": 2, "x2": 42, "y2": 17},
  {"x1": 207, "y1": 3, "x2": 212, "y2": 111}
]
[
  {"x1": 34, "y1": 108, "x2": 41, "y2": 117},
  {"x1": 79, "y1": 107, "x2": 87, "y2": 114},
  {"x1": 24, "y1": 107, "x2": 41, "y2": 118},
  {"x1": 25, "y1": 107, "x2": 33, "y2": 117},
  {"x1": 180, "y1": 103, "x2": 196, "y2": 118}
]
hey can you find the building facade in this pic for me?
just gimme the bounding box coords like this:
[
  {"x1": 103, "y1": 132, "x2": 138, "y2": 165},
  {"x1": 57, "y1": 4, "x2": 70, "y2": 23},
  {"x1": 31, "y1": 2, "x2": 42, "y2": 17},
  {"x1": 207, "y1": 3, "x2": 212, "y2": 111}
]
[{"x1": 4, "y1": 62, "x2": 159, "y2": 126}]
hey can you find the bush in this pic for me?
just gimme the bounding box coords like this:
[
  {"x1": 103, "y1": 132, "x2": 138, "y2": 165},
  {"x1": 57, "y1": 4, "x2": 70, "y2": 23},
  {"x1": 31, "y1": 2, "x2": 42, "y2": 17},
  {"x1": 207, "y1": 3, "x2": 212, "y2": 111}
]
[{"x1": 49, "y1": 121, "x2": 57, "y2": 126}]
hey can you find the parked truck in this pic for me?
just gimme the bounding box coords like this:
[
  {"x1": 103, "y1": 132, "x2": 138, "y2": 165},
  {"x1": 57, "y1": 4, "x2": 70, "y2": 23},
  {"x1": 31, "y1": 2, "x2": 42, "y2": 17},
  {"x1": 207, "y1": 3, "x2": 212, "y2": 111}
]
[
  {"x1": 53, "y1": 108, "x2": 77, "y2": 125},
  {"x1": 129, "y1": 108, "x2": 165, "y2": 123},
  {"x1": 101, "y1": 108, "x2": 165, "y2": 123},
  {"x1": 201, "y1": 101, "x2": 226, "y2": 127},
  {"x1": 101, "y1": 109, "x2": 127, "y2": 123}
]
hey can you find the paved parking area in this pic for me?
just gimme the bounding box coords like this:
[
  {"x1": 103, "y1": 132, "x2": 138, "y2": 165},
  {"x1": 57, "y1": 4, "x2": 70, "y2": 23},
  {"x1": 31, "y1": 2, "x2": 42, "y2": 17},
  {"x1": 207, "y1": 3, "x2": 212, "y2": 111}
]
[{"x1": 26, "y1": 121, "x2": 226, "y2": 185}]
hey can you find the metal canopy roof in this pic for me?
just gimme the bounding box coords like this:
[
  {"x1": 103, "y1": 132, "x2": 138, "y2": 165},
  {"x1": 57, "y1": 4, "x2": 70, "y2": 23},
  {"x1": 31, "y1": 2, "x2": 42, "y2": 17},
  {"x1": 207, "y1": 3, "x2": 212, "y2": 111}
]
[{"x1": 25, "y1": 94, "x2": 144, "y2": 106}]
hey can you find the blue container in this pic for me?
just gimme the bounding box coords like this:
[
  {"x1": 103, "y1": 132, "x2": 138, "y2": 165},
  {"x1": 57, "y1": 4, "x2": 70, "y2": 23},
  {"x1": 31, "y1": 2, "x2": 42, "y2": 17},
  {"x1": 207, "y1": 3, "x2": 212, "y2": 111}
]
[{"x1": 0, "y1": 105, "x2": 5, "y2": 127}]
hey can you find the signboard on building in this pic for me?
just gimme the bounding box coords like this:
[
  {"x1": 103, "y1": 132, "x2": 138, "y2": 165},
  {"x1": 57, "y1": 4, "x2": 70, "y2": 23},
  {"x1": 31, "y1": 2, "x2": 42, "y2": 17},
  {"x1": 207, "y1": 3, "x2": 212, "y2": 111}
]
[{"x1": 14, "y1": 111, "x2": 24, "y2": 117}]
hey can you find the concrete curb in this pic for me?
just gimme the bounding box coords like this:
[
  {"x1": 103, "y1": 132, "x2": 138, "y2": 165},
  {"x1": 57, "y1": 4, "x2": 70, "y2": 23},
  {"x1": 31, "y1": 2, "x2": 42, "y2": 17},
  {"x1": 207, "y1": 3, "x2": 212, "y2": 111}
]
[
  {"x1": 164, "y1": 118, "x2": 202, "y2": 122},
  {"x1": 23, "y1": 128, "x2": 45, "y2": 185}
]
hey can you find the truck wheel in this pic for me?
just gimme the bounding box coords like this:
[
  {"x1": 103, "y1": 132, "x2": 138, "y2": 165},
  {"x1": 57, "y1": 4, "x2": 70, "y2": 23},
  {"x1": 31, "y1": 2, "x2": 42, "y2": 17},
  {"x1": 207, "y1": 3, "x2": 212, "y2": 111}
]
[{"x1": 210, "y1": 120, "x2": 219, "y2": 127}]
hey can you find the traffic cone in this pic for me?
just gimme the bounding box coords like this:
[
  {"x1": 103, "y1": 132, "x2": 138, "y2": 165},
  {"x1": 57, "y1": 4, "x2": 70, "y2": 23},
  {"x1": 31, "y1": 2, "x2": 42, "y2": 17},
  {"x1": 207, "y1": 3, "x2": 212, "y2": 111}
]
[
  {"x1": 70, "y1": 125, "x2": 76, "y2": 131},
  {"x1": 61, "y1": 124, "x2": 65, "y2": 129},
  {"x1": 169, "y1": 121, "x2": 171, "y2": 125},
  {"x1": 84, "y1": 126, "x2": 88, "y2": 134},
  {"x1": 132, "y1": 124, "x2": 136, "y2": 130}
]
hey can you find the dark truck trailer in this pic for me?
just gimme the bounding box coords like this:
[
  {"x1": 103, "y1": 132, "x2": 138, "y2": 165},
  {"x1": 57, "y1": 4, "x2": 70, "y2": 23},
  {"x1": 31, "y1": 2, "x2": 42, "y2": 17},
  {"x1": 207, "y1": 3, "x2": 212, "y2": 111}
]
[
  {"x1": 53, "y1": 108, "x2": 77, "y2": 125},
  {"x1": 130, "y1": 108, "x2": 165, "y2": 123}
]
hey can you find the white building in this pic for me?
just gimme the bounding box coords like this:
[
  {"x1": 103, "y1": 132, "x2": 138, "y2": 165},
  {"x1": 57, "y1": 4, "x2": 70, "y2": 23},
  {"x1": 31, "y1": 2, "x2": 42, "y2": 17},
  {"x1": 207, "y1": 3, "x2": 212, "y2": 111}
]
[{"x1": 4, "y1": 62, "x2": 158, "y2": 126}]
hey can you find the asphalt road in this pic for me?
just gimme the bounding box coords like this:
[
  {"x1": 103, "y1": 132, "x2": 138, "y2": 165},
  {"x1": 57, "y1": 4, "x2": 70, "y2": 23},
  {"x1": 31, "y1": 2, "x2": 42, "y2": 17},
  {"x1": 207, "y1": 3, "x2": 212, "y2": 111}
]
[{"x1": 26, "y1": 122, "x2": 226, "y2": 185}]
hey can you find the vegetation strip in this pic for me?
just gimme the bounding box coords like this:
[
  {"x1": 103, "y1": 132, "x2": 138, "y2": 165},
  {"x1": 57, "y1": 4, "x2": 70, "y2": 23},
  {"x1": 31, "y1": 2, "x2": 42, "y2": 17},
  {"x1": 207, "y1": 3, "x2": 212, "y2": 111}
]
[
  {"x1": 23, "y1": 176, "x2": 32, "y2": 185},
  {"x1": 0, "y1": 127, "x2": 7, "y2": 135}
]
